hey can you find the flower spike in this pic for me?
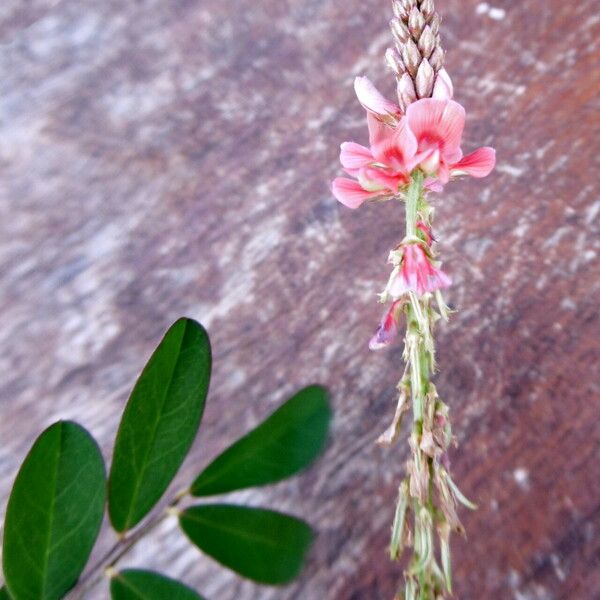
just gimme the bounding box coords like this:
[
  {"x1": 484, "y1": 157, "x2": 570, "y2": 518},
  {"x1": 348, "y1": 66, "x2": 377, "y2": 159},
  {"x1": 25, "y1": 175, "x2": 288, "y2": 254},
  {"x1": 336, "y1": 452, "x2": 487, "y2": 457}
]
[{"x1": 331, "y1": 1, "x2": 495, "y2": 597}]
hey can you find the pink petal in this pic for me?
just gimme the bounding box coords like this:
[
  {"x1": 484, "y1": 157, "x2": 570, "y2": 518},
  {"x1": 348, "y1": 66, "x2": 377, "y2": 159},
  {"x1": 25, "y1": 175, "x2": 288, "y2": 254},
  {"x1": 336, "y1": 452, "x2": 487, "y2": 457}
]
[
  {"x1": 451, "y1": 147, "x2": 496, "y2": 178},
  {"x1": 437, "y1": 161, "x2": 450, "y2": 184},
  {"x1": 432, "y1": 68, "x2": 453, "y2": 100},
  {"x1": 424, "y1": 177, "x2": 444, "y2": 193},
  {"x1": 406, "y1": 99, "x2": 465, "y2": 160},
  {"x1": 427, "y1": 269, "x2": 452, "y2": 292},
  {"x1": 340, "y1": 142, "x2": 373, "y2": 174},
  {"x1": 359, "y1": 166, "x2": 405, "y2": 193},
  {"x1": 391, "y1": 117, "x2": 418, "y2": 165},
  {"x1": 369, "y1": 301, "x2": 403, "y2": 351},
  {"x1": 354, "y1": 76, "x2": 401, "y2": 117},
  {"x1": 405, "y1": 148, "x2": 435, "y2": 173},
  {"x1": 389, "y1": 275, "x2": 410, "y2": 297},
  {"x1": 367, "y1": 111, "x2": 394, "y2": 149},
  {"x1": 371, "y1": 116, "x2": 417, "y2": 173},
  {"x1": 332, "y1": 177, "x2": 380, "y2": 209}
]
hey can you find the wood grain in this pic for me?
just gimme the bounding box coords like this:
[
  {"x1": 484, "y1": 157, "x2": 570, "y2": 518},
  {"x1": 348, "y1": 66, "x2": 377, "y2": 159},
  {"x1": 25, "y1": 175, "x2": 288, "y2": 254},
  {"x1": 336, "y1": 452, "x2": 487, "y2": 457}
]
[{"x1": 0, "y1": 0, "x2": 599, "y2": 598}]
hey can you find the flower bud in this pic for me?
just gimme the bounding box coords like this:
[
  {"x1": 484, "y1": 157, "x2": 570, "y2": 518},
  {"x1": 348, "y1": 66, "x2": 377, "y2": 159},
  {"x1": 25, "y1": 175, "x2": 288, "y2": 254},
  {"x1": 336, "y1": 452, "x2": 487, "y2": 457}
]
[
  {"x1": 415, "y1": 58, "x2": 435, "y2": 98},
  {"x1": 420, "y1": 0, "x2": 435, "y2": 19},
  {"x1": 390, "y1": 17, "x2": 411, "y2": 44},
  {"x1": 432, "y1": 67, "x2": 454, "y2": 100},
  {"x1": 430, "y1": 12, "x2": 441, "y2": 36},
  {"x1": 418, "y1": 25, "x2": 436, "y2": 59},
  {"x1": 397, "y1": 73, "x2": 417, "y2": 111},
  {"x1": 385, "y1": 47, "x2": 405, "y2": 76},
  {"x1": 401, "y1": 38, "x2": 421, "y2": 78},
  {"x1": 408, "y1": 6, "x2": 426, "y2": 38},
  {"x1": 429, "y1": 45, "x2": 444, "y2": 70}
]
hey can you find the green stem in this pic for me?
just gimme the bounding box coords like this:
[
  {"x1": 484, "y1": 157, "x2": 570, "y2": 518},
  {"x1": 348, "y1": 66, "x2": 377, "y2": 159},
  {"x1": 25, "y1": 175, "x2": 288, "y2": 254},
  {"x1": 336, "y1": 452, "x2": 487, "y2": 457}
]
[
  {"x1": 68, "y1": 492, "x2": 186, "y2": 599},
  {"x1": 406, "y1": 173, "x2": 439, "y2": 600},
  {"x1": 405, "y1": 171, "x2": 423, "y2": 238}
]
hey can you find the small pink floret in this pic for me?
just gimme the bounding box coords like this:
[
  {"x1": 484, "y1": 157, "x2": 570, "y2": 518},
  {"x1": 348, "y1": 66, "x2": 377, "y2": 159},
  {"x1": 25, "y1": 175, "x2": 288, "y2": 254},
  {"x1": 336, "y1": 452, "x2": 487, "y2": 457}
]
[
  {"x1": 369, "y1": 300, "x2": 403, "y2": 350},
  {"x1": 390, "y1": 244, "x2": 451, "y2": 297}
]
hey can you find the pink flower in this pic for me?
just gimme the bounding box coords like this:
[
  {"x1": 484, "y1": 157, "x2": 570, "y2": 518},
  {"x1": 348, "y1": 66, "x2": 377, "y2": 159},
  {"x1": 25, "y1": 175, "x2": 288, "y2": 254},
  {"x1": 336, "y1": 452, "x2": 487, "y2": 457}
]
[
  {"x1": 332, "y1": 113, "x2": 419, "y2": 209},
  {"x1": 332, "y1": 72, "x2": 493, "y2": 207},
  {"x1": 405, "y1": 98, "x2": 496, "y2": 184},
  {"x1": 369, "y1": 300, "x2": 404, "y2": 350},
  {"x1": 390, "y1": 244, "x2": 451, "y2": 297}
]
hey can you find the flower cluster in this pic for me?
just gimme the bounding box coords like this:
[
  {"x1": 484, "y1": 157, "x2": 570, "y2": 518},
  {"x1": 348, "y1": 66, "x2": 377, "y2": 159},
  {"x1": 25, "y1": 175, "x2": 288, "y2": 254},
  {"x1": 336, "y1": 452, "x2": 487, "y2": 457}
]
[
  {"x1": 332, "y1": 75, "x2": 495, "y2": 209},
  {"x1": 370, "y1": 222, "x2": 451, "y2": 350},
  {"x1": 331, "y1": 36, "x2": 496, "y2": 597}
]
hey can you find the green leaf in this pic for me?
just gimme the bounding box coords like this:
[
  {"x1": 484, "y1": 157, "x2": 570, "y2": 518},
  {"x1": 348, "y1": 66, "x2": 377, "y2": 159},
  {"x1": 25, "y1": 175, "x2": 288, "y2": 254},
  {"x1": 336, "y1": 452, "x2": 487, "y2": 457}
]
[
  {"x1": 110, "y1": 569, "x2": 205, "y2": 600},
  {"x1": 108, "y1": 318, "x2": 211, "y2": 532},
  {"x1": 2, "y1": 421, "x2": 105, "y2": 600},
  {"x1": 0, "y1": 587, "x2": 12, "y2": 600},
  {"x1": 179, "y1": 504, "x2": 313, "y2": 584},
  {"x1": 191, "y1": 385, "x2": 330, "y2": 496}
]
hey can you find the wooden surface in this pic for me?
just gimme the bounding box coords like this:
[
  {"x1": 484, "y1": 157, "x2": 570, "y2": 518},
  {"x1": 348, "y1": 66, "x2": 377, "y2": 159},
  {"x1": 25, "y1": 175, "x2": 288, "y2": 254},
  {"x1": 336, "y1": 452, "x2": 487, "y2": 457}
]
[{"x1": 1, "y1": 0, "x2": 599, "y2": 598}]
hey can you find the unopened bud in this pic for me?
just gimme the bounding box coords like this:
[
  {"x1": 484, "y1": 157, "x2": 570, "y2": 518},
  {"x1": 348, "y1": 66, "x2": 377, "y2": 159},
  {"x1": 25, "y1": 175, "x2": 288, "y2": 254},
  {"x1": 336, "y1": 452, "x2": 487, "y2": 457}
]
[
  {"x1": 429, "y1": 45, "x2": 445, "y2": 70},
  {"x1": 392, "y1": 0, "x2": 404, "y2": 19},
  {"x1": 390, "y1": 17, "x2": 410, "y2": 44},
  {"x1": 420, "y1": 0, "x2": 435, "y2": 20},
  {"x1": 415, "y1": 58, "x2": 435, "y2": 98},
  {"x1": 430, "y1": 13, "x2": 441, "y2": 36},
  {"x1": 401, "y1": 38, "x2": 421, "y2": 78},
  {"x1": 418, "y1": 25, "x2": 436, "y2": 58},
  {"x1": 385, "y1": 47, "x2": 405, "y2": 75},
  {"x1": 408, "y1": 6, "x2": 425, "y2": 38},
  {"x1": 432, "y1": 67, "x2": 454, "y2": 99},
  {"x1": 397, "y1": 73, "x2": 417, "y2": 111}
]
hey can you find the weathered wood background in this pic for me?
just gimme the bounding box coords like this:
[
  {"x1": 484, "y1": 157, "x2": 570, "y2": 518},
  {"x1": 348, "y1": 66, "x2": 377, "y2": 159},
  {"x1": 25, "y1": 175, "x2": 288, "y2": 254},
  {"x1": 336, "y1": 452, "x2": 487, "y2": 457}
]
[{"x1": 1, "y1": 0, "x2": 599, "y2": 598}]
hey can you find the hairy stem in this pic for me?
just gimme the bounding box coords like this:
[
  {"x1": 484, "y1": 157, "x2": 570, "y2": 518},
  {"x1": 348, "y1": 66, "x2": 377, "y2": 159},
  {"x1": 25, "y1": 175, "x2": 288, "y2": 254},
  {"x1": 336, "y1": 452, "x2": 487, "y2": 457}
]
[{"x1": 393, "y1": 173, "x2": 448, "y2": 600}]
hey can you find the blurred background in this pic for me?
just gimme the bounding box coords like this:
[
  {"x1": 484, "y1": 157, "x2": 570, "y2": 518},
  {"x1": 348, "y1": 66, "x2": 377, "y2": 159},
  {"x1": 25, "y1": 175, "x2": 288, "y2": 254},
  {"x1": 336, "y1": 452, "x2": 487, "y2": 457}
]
[{"x1": 1, "y1": 0, "x2": 598, "y2": 598}]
